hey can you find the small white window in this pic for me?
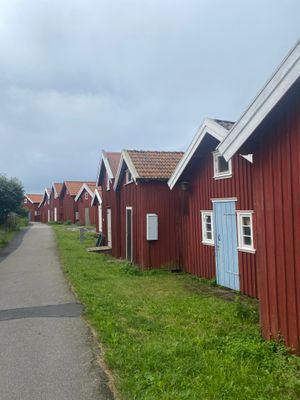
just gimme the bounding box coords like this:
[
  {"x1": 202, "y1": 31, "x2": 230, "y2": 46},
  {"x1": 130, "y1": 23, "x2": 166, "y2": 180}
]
[
  {"x1": 84, "y1": 192, "x2": 89, "y2": 200},
  {"x1": 201, "y1": 211, "x2": 214, "y2": 245},
  {"x1": 24, "y1": 198, "x2": 27, "y2": 204},
  {"x1": 106, "y1": 176, "x2": 110, "y2": 191},
  {"x1": 125, "y1": 170, "x2": 133, "y2": 184},
  {"x1": 213, "y1": 151, "x2": 232, "y2": 179},
  {"x1": 237, "y1": 212, "x2": 255, "y2": 253}
]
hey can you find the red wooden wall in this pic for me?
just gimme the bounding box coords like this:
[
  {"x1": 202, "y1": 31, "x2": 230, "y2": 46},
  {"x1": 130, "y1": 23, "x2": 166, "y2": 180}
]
[
  {"x1": 77, "y1": 191, "x2": 96, "y2": 226},
  {"x1": 251, "y1": 81, "x2": 300, "y2": 352},
  {"x1": 179, "y1": 135, "x2": 257, "y2": 298},
  {"x1": 24, "y1": 201, "x2": 40, "y2": 222},
  {"x1": 50, "y1": 190, "x2": 63, "y2": 222},
  {"x1": 101, "y1": 172, "x2": 121, "y2": 258},
  {"x1": 118, "y1": 176, "x2": 182, "y2": 269},
  {"x1": 39, "y1": 202, "x2": 49, "y2": 223},
  {"x1": 61, "y1": 189, "x2": 78, "y2": 224}
]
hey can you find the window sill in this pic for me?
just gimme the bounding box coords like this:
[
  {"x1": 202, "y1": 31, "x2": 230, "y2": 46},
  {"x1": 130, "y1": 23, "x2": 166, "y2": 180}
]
[
  {"x1": 238, "y1": 247, "x2": 256, "y2": 254},
  {"x1": 202, "y1": 241, "x2": 215, "y2": 247},
  {"x1": 213, "y1": 174, "x2": 232, "y2": 180}
]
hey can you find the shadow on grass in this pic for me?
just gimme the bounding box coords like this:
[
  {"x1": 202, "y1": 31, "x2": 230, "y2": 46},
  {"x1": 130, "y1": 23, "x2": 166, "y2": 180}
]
[{"x1": 0, "y1": 226, "x2": 29, "y2": 263}]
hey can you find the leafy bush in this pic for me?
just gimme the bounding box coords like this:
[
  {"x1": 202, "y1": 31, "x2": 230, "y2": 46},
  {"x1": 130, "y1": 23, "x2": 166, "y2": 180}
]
[{"x1": 0, "y1": 175, "x2": 24, "y2": 224}]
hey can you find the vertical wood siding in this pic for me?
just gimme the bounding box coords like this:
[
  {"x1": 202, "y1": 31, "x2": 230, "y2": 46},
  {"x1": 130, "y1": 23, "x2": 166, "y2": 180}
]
[
  {"x1": 253, "y1": 83, "x2": 300, "y2": 352},
  {"x1": 119, "y1": 177, "x2": 182, "y2": 269},
  {"x1": 180, "y1": 141, "x2": 257, "y2": 298},
  {"x1": 61, "y1": 190, "x2": 77, "y2": 223},
  {"x1": 101, "y1": 173, "x2": 121, "y2": 258},
  {"x1": 77, "y1": 191, "x2": 96, "y2": 226}
]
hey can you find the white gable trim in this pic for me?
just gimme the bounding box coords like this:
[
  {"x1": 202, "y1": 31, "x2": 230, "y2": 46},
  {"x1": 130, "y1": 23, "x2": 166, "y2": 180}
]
[
  {"x1": 113, "y1": 150, "x2": 140, "y2": 190},
  {"x1": 96, "y1": 150, "x2": 114, "y2": 186},
  {"x1": 219, "y1": 40, "x2": 300, "y2": 161},
  {"x1": 168, "y1": 118, "x2": 229, "y2": 189},
  {"x1": 75, "y1": 184, "x2": 95, "y2": 202},
  {"x1": 24, "y1": 194, "x2": 34, "y2": 204},
  {"x1": 39, "y1": 188, "x2": 51, "y2": 207},
  {"x1": 91, "y1": 189, "x2": 102, "y2": 206},
  {"x1": 51, "y1": 183, "x2": 61, "y2": 199}
]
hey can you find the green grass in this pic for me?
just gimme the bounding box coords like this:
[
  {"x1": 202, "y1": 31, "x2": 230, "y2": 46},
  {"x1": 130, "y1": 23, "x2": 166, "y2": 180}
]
[
  {"x1": 0, "y1": 217, "x2": 28, "y2": 249},
  {"x1": 53, "y1": 225, "x2": 300, "y2": 400}
]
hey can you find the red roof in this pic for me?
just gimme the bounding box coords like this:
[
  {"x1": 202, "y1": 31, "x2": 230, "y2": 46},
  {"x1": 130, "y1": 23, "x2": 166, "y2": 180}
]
[
  {"x1": 53, "y1": 182, "x2": 63, "y2": 195},
  {"x1": 105, "y1": 152, "x2": 121, "y2": 177},
  {"x1": 26, "y1": 194, "x2": 43, "y2": 204},
  {"x1": 64, "y1": 181, "x2": 95, "y2": 196},
  {"x1": 126, "y1": 150, "x2": 184, "y2": 180}
]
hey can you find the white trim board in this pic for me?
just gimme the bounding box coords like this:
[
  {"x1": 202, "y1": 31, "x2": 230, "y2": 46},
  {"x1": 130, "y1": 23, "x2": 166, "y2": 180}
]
[
  {"x1": 168, "y1": 118, "x2": 230, "y2": 189},
  {"x1": 219, "y1": 39, "x2": 300, "y2": 161},
  {"x1": 91, "y1": 188, "x2": 102, "y2": 206},
  {"x1": 114, "y1": 150, "x2": 140, "y2": 190},
  {"x1": 96, "y1": 150, "x2": 114, "y2": 187},
  {"x1": 75, "y1": 183, "x2": 95, "y2": 202},
  {"x1": 38, "y1": 188, "x2": 51, "y2": 207},
  {"x1": 211, "y1": 197, "x2": 238, "y2": 203}
]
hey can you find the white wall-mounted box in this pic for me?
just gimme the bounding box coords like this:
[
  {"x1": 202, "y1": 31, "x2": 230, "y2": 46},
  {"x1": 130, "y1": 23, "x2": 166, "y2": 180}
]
[{"x1": 146, "y1": 213, "x2": 158, "y2": 241}]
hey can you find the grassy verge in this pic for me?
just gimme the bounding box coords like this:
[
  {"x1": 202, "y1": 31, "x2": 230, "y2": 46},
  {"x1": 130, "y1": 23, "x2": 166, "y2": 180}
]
[
  {"x1": 0, "y1": 216, "x2": 28, "y2": 249},
  {"x1": 54, "y1": 225, "x2": 300, "y2": 400}
]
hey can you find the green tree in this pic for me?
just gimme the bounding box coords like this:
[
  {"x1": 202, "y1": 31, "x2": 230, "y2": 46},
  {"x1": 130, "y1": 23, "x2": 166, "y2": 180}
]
[{"x1": 0, "y1": 175, "x2": 24, "y2": 224}]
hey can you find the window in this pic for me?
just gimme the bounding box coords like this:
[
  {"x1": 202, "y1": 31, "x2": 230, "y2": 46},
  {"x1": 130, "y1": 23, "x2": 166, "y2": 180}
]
[
  {"x1": 125, "y1": 169, "x2": 133, "y2": 184},
  {"x1": 201, "y1": 211, "x2": 214, "y2": 245},
  {"x1": 237, "y1": 212, "x2": 255, "y2": 252},
  {"x1": 213, "y1": 151, "x2": 232, "y2": 179},
  {"x1": 84, "y1": 192, "x2": 89, "y2": 200},
  {"x1": 24, "y1": 198, "x2": 27, "y2": 204},
  {"x1": 106, "y1": 176, "x2": 110, "y2": 191}
]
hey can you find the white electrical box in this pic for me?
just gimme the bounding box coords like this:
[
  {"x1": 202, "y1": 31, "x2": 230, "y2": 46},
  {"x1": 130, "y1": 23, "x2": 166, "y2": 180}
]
[{"x1": 146, "y1": 213, "x2": 158, "y2": 241}]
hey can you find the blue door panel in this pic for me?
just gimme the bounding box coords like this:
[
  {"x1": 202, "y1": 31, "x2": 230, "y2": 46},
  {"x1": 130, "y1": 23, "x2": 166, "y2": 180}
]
[{"x1": 213, "y1": 201, "x2": 239, "y2": 291}]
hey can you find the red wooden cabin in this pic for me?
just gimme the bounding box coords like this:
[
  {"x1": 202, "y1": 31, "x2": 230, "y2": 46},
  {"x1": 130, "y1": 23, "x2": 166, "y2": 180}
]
[
  {"x1": 169, "y1": 119, "x2": 257, "y2": 297},
  {"x1": 113, "y1": 150, "x2": 183, "y2": 269},
  {"x1": 39, "y1": 188, "x2": 51, "y2": 223},
  {"x1": 23, "y1": 194, "x2": 43, "y2": 222},
  {"x1": 75, "y1": 183, "x2": 97, "y2": 226},
  {"x1": 96, "y1": 151, "x2": 121, "y2": 256},
  {"x1": 91, "y1": 188, "x2": 103, "y2": 233},
  {"x1": 50, "y1": 182, "x2": 63, "y2": 222},
  {"x1": 219, "y1": 40, "x2": 300, "y2": 352},
  {"x1": 60, "y1": 181, "x2": 95, "y2": 223}
]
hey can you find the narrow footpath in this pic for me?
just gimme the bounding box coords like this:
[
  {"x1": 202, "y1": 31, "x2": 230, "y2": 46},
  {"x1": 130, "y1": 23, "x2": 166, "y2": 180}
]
[{"x1": 0, "y1": 223, "x2": 113, "y2": 400}]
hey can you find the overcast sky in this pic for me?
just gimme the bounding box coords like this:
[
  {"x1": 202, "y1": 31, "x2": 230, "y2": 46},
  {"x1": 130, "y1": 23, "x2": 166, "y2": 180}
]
[{"x1": 0, "y1": 0, "x2": 299, "y2": 193}]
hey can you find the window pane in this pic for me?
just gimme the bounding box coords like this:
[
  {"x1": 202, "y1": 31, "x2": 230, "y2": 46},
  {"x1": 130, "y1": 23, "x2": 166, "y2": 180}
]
[
  {"x1": 242, "y1": 216, "x2": 251, "y2": 226},
  {"x1": 217, "y1": 156, "x2": 229, "y2": 173},
  {"x1": 205, "y1": 215, "x2": 211, "y2": 224},
  {"x1": 244, "y1": 236, "x2": 252, "y2": 245},
  {"x1": 243, "y1": 226, "x2": 251, "y2": 236},
  {"x1": 207, "y1": 231, "x2": 212, "y2": 240}
]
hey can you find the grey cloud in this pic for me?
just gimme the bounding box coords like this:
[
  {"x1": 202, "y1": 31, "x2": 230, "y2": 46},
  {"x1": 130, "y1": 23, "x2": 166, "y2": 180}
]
[{"x1": 0, "y1": 0, "x2": 299, "y2": 191}]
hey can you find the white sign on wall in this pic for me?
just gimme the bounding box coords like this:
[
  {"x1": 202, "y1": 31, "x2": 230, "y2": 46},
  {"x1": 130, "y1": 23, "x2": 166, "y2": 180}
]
[{"x1": 146, "y1": 213, "x2": 158, "y2": 241}]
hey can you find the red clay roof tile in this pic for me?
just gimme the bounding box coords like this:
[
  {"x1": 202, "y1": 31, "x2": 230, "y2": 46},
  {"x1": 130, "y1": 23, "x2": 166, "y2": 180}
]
[{"x1": 126, "y1": 150, "x2": 184, "y2": 180}]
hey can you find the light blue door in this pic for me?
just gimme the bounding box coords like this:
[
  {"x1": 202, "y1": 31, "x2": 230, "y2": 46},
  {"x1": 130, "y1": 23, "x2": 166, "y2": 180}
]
[{"x1": 213, "y1": 200, "x2": 239, "y2": 291}]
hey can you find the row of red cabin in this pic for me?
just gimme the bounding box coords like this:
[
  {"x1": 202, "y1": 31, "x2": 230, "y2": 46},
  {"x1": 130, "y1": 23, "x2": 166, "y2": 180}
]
[{"x1": 24, "y1": 41, "x2": 300, "y2": 353}]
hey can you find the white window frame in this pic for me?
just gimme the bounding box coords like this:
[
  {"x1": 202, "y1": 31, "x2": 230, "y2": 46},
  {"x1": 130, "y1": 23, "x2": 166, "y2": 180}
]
[
  {"x1": 201, "y1": 211, "x2": 214, "y2": 246},
  {"x1": 212, "y1": 151, "x2": 232, "y2": 179},
  {"x1": 24, "y1": 198, "x2": 27, "y2": 204},
  {"x1": 106, "y1": 175, "x2": 110, "y2": 191},
  {"x1": 84, "y1": 192, "x2": 89, "y2": 200},
  {"x1": 236, "y1": 211, "x2": 255, "y2": 253},
  {"x1": 125, "y1": 169, "x2": 133, "y2": 185}
]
